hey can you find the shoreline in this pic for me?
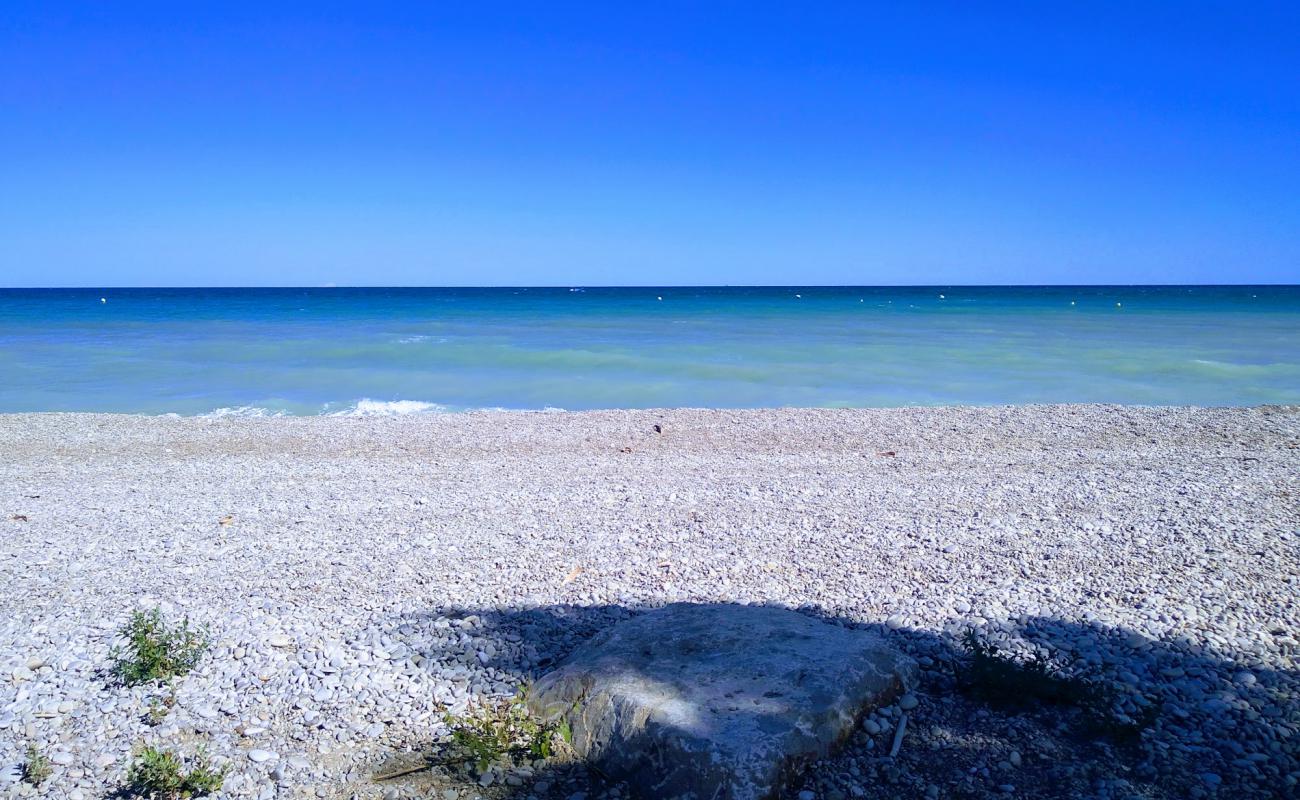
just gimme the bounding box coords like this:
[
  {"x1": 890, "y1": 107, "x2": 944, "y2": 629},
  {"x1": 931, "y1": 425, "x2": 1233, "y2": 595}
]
[
  {"x1": 3, "y1": 400, "x2": 1297, "y2": 418},
  {"x1": 2, "y1": 405, "x2": 1297, "y2": 798}
]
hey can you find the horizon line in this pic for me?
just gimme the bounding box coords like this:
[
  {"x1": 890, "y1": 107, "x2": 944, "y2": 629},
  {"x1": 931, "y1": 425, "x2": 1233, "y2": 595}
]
[{"x1": 4, "y1": 283, "x2": 1299, "y2": 291}]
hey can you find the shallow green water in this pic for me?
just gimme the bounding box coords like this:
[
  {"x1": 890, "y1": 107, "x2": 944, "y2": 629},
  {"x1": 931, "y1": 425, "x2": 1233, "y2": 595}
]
[{"x1": 1, "y1": 286, "x2": 1296, "y2": 414}]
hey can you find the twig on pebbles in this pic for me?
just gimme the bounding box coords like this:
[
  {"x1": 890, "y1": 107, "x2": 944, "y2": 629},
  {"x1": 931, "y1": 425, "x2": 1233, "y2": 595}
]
[{"x1": 889, "y1": 712, "x2": 909, "y2": 758}]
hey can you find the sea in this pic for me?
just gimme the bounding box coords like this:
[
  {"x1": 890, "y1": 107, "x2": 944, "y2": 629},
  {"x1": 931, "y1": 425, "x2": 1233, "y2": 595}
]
[{"x1": 1, "y1": 286, "x2": 1297, "y2": 415}]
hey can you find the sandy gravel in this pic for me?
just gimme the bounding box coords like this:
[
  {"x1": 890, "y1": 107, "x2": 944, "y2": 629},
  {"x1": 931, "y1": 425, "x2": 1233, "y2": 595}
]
[{"x1": 0, "y1": 406, "x2": 1297, "y2": 800}]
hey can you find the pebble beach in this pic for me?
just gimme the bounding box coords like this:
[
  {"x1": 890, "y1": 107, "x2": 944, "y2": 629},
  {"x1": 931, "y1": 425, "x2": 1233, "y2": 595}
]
[{"x1": 1, "y1": 405, "x2": 1298, "y2": 799}]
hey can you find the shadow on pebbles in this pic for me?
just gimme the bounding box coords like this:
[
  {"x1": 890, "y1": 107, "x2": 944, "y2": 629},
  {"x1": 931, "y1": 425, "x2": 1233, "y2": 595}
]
[{"x1": 354, "y1": 601, "x2": 1297, "y2": 800}]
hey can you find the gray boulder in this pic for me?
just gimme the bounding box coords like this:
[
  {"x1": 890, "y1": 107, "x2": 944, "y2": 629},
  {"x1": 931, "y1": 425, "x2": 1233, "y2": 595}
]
[{"x1": 527, "y1": 603, "x2": 915, "y2": 800}]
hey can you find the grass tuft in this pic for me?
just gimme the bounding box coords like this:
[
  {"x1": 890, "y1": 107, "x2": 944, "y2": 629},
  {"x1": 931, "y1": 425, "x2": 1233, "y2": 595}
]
[
  {"x1": 125, "y1": 745, "x2": 227, "y2": 799},
  {"x1": 111, "y1": 609, "x2": 211, "y2": 686}
]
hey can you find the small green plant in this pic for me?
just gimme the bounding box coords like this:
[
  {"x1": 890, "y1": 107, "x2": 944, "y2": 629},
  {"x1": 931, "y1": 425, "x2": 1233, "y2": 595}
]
[
  {"x1": 21, "y1": 745, "x2": 52, "y2": 786},
  {"x1": 125, "y1": 745, "x2": 227, "y2": 799},
  {"x1": 145, "y1": 684, "x2": 177, "y2": 726},
  {"x1": 111, "y1": 609, "x2": 211, "y2": 686},
  {"x1": 442, "y1": 689, "x2": 568, "y2": 773}
]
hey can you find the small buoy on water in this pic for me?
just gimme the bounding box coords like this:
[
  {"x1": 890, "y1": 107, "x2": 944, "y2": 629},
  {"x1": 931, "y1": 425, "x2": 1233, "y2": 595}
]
[
  {"x1": 657, "y1": 296, "x2": 662, "y2": 301},
  {"x1": 1116, "y1": 302, "x2": 1122, "y2": 307},
  {"x1": 100, "y1": 297, "x2": 106, "y2": 303},
  {"x1": 1070, "y1": 301, "x2": 1076, "y2": 306},
  {"x1": 795, "y1": 294, "x2": 801, "y2": 298},
  {"x1": 939, "y1": 294, "x2": 945, "y2": 299}
]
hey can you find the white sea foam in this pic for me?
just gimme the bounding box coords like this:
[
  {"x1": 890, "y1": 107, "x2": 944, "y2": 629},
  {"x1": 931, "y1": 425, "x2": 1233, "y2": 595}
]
[
  {"x1": 328, "y1": 399, "x2": 447, "y2": 416},
  {"x1": 196, "y1": 400, "x2": 543, "y2": 417},
  {"x1": 473, "y1": 405, "x2": 568, "y2": 413},
  {"x1": 202, "y1": 406, "x2": 286, "y2": 418}
]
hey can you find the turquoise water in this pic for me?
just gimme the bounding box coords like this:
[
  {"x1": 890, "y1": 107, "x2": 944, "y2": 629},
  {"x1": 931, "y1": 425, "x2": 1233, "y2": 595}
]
[{"x1": 0, "y1": 287, "x2": 1297, "y2": 414}]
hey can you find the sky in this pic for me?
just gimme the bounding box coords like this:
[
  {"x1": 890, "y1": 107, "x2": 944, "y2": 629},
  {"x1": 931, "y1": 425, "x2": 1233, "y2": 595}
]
[{"x1": 1, "y1": 1, "x2": 1297, "y2": 287}]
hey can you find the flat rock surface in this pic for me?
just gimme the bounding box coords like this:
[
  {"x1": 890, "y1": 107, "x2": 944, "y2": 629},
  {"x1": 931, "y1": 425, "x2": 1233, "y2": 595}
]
[{"x1": 529, "y1": 603, "x2": 915, "y2": 799}]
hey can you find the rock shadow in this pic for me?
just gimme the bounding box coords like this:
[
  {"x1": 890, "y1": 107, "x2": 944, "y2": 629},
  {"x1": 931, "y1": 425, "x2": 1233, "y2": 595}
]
[{"x1": 369, "y1": 601, "x2": 1295, "y2": 800}]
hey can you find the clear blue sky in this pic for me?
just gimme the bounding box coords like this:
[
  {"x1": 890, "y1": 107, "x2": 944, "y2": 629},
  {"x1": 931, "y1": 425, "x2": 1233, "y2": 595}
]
[{"x1": 2, "y1": 1, "x2": 1297, "y2": 287}]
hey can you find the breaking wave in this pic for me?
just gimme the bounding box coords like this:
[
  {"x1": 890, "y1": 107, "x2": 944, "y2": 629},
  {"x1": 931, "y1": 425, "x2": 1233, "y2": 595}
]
[
  {"x1": 325, "y1": 399, "x2": 447, "y2": 416},
  {"x1": 201, "y1": 406, "x2": 287, "y2": 418}
]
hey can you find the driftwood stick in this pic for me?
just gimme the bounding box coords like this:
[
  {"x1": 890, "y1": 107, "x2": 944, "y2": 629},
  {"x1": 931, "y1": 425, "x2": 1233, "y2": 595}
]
[
  {"x1": 372, "y1": 753, "x2": 470, "y2": 781},
  {"x1": 889, "y1": 712, "x2": 909, "y2": 758}
]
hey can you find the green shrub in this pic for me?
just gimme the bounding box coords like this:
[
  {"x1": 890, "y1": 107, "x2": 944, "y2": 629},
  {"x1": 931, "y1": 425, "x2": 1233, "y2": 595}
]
[
  {"x1": 125, "y1": 745, "x2": 227, "y2": 799},
  {"x1": 21, "y1": 745, "x2": 52, "y2": 786},
  {"x1": 442, "y1": 689, "x2": 569, "y2": 773},
  {"x1": 111, "y1": 609, "x2": 211, "y2": 686}
]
